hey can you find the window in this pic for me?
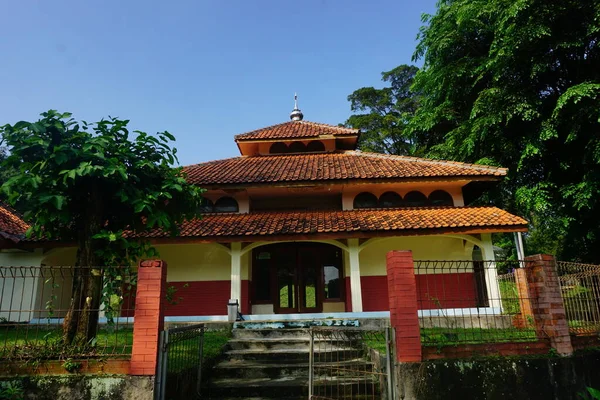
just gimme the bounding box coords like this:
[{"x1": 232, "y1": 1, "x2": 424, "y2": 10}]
[
  {"x1": 306, "y1": 141, "x2": 325, "y2": 152},
  {"x1": 323, "y1": 265, "x2": 341, "y2": 300},
  {"x1": 353, "y1": 192, "x2": 378, "y2": 209},
  {"x1": 379, "y1": 192, "x2": 403, "y2": 208},
  {"x1": 428, "y1": 190, "x2": 454, "y2": 206},
  {"x1": 404, "y1": 191, "x2": 428, "y2": 207},
  {"x1": 214, "y1": 197, "x2": 239, "y2": 213},
  {"x1": 269, "y1": 142, "x2": 288, "y2": 154},
  {"x1": 288, "y1": 141, "x2": 306, "y2": 153},
  {"x1": 198, "y1": 198, "x2": 214, "y2": 213}
]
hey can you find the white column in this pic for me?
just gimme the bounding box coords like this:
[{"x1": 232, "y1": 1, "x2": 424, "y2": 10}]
[
  {"x1": 481, "y1": 234, "x2": 502, "y2": 310},
  {"x1": 230, "y1": 242, "x2": 242, "y2": 303},
  {"x1": 348, "y1": 239, "x2": 363, "y2": 312},
  {"x1": 514, "y1": 232, "x2": 525, "y2": 267}
]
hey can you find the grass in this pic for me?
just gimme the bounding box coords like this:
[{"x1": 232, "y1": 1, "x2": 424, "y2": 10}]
[
  {"x1": 0, "y1": 325, "x2": 134, "y2": 360},
  {"x1": 166, "y1": 329, "x2": 230, "y2": 373},
  {"x1": 498, "y1": 280, "x2": 521, "y2": 314},
  {"x1": 420, "y1": 327, "x2": 537, "y2": 346},
  {"x1": 0, "y1": 325, "x2": 231, "y2": 363}
]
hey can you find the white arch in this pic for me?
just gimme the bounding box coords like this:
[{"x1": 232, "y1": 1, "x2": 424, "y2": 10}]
[
  {"x1": 358, "y1": 234, "x2": 484, "y2": 254},
  {"x1": 239, "y1": 239, "x2": 348, "y2": 256}
]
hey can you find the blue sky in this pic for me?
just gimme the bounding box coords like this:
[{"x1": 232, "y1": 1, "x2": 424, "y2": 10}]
[{"x1": 0, "y1": 0, "x2": 437, "y2": 165}]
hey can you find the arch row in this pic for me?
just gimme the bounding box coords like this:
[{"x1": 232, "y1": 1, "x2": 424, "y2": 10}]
[
  {"x1": 269, "y1": 141, "x2": 326, "y2": 154},
  {"x1": 200, "y1": 196, "x2": 239, "y2": 213},
  {"x1": 353, "y1": 190, "x2": 454, "y2": 209}
]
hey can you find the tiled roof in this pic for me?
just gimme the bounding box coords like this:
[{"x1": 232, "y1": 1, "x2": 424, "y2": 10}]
[
  {"x1": 135, "y1": 207, "x2": 527, "y2": 240},
  {"x1": 183, "y1": 151, "x2": 507, "y2": 186},
  {"x1": 234, "y1": 120, "x2": 358, "y2": 141},
  {"x1": 0, "y1": 203, "x2": 29, "y2": 241}
]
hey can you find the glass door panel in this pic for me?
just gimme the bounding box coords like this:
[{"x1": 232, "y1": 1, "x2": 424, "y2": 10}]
[
  {"x1": 298, "y1": 250, "x2": 322, "y2": 313},
  {"x1": 274, "y1": 252, "x2": 297, "y2": 313}
]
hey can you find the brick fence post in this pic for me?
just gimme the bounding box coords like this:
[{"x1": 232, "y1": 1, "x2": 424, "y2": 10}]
[
  {"x1": 386, "y1": 250, "x2": 421, "y2": 362},
  {"x1": 130, "y1": 259, "x2": 167, "y2": 375},
  {"x1": 524, "y1": 254, "x2": 573, "y2": 355}
]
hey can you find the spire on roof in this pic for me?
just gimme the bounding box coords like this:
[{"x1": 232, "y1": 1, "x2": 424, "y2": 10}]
[{"x1": 290, "y1": 93, "x2": 304, "y2": 121}]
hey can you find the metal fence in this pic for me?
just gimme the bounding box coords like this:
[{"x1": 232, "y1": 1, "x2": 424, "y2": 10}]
[
  {"x1": 414, "y1": 260, "x2": 540, "y2": 346},
  {"x1": 309, "y1": 327, "x2": 394, "y2": 400},
  {"x1": 557, "y1": 261, "x2": 600, "y2": 336},
  {"x1": 155, "y1": 324, "x2": 205, "y2": 400},
  {"x1": 0, "y1": 265, "x2": 135, "y2": 360}
]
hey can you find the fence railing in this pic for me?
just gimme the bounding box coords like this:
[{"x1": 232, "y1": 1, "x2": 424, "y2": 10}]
[
  {"x1": 155, "y1": 324, "x2": 205, "y2": 400},
  {"x1": 414, "y1": 260, "x2": 540, "y2": 346},
  {"x1": 0, "y1": 265, "x2": 136, "y2": 361},
  {"x1": 557, "y1": 261, "x2": 600, "y2": 336},
  {"x1": 309, "y1": 327, "x2": 394, "y2": 400}
]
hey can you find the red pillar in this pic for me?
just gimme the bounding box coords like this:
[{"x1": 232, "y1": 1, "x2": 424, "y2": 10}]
[
  {"x1": 524, "y1": 254, "x2": 573, "y2": 355},
  {"x1": 386, "y1": 250, "x2": 421, "y2": 362},
  {"x1": 130, "y1": 259, "x2": 167, "y2": 375}
]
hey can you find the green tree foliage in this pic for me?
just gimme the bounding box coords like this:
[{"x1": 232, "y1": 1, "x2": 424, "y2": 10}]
[
  {"x1": 0, "y1": 110, "x2": 204, "y2": 344},
  {"x1": 410, "y1": 0, "x2": 600, "y2": 262},
  {"x1": 345, "y1": 65, "x2": 426, "y2": 155}
]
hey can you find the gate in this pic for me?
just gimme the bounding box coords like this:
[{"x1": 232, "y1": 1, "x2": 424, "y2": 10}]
[
  {"x1": 155, "y1": 324, "x2": 205, "y2": 400},
  {"x1": 308, "y1": 327, "x2": 394, "y2": 400}
]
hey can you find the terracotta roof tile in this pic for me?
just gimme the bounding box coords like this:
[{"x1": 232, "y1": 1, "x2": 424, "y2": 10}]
[
  {"x1": 183, "y1": 151, "x2": 507, "y2": 186},
  {"x1": 0, "y1": 204, "x2": 29, "y2": 241},
  {"x1": 234, "y1": 120, "x2": 358, "y2": 141},
  {"x1": 136, "y1": 207, "x2": 527, "y2": 240}
]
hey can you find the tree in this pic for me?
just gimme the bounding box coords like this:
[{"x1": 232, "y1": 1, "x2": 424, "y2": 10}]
[
  {"x1": 410, "y1": 0, "x2": 600, "y2": 262},
  {"x1": 345, "y1": 65, "x2": 426, "y2": 155},
  {"x1": 1, "y1": 110, "x2": 204, "y2": 344}
]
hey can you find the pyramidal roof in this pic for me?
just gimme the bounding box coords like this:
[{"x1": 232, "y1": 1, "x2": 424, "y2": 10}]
[
  {"x1": 234, "y1": 120, "x2": 359, "y2": 142},
  {"x1": 183, "y1": 150, "x2": 507, "y2": 186}
]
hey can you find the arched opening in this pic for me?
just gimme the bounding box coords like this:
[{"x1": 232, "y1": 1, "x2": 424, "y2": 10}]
[
  {"x1": 306, "y1": 141, "x2": 325, "y2": 152},
  {"x1": 269, "y1": 142, "x2": 288, "y2": 154},
  {"x1": 379, "y1": 192, "x2": 403, "y2": 208},
  {"x1": 288, "y1": 141, "x2": 306, "y2": 153},
  {"x1": 198, "y1": 197, "x2": 214, "y2": 213},
  {"x1": 428, "y1": 190, "x2": 454, "y2": 206},
  {"x1": 404, "y1": 191, "x2": 428, "y2": 207},
  {"x1": 214, "y1": 197, "x2": 239, "y2": 213},
  {"x1": 251, "y1": 242, "x2": 343, "y2": 314},
  {"x1": 353, "y1": 192, "x2": 378, "y2": 209}
]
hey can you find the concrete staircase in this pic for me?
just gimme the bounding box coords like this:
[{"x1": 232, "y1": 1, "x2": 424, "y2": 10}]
[{"x1": 203, "y1": 326, "x2": 379, "y2": 400}]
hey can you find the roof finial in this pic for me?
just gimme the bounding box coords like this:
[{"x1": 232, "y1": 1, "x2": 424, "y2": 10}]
[{"x1": 290, "y1": 93, "x2": 303, "y2": 121}]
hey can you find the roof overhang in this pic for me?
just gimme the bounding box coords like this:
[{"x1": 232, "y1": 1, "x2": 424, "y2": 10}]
[{"x1": 10, "y1": 206, "x2": 527, "y2": 250}]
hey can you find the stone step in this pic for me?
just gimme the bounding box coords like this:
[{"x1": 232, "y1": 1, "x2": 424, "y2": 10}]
[
  {"x1": 233, "y1": 319, "x2": 360, "y2": 331},
  {"x1": 223, "y1": 348, "x2": 364, "y2": 363},
  {"x1": 212, "y1": 358, "x2": 374, "y2": 379},
  {"x1": 204, "y1": 376, "x2": 378, "y2": 398},
  {"x1": 232, "y1": 328, "x2": 310, "y2": 340},
  {"x1": 226, "y1": 337, "x2": 351, "y2": 351}
]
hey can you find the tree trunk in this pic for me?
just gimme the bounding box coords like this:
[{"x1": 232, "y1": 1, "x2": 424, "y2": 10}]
[{"x1": 62, "y1": 184, "x2": 103, "y2": 345}]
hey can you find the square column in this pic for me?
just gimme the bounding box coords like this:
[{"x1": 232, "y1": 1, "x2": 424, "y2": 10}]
[
  {"x1": 230, "y1": 242, "x2": 242, "y2": 303},
  {"x1": 348, "y1": 239, "x2": 363, "y2": 312},
  {"x1": 480, "y1": 233, "x2": 502, "y2": 310}
]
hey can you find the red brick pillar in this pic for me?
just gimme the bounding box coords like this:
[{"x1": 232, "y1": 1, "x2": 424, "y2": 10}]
[
  {"x1": 524, "y1": 254, "x2": 573, "y2": 355},
  {"x1": 130, "y1": 260, "x2": 167, "y2": 375},
  {"x1": 386, "y1": 250, "x2": 421, "y2": 362}
]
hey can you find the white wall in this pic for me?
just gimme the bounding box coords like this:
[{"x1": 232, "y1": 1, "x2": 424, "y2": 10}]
[
  {"x1": 0, "y1": 249, "x2": 44, "y2": 322},
  {"x1": 359, "y1": 236, "x2": 474, "y2": 276}
]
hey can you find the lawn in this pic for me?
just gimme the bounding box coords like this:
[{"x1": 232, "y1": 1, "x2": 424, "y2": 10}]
[
  {"x1": 0, "y1": 325, "x2": 230, "y2": 362},
  {"x1": 420, "y1": 327, "x2": 537, "y2": 346}
]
